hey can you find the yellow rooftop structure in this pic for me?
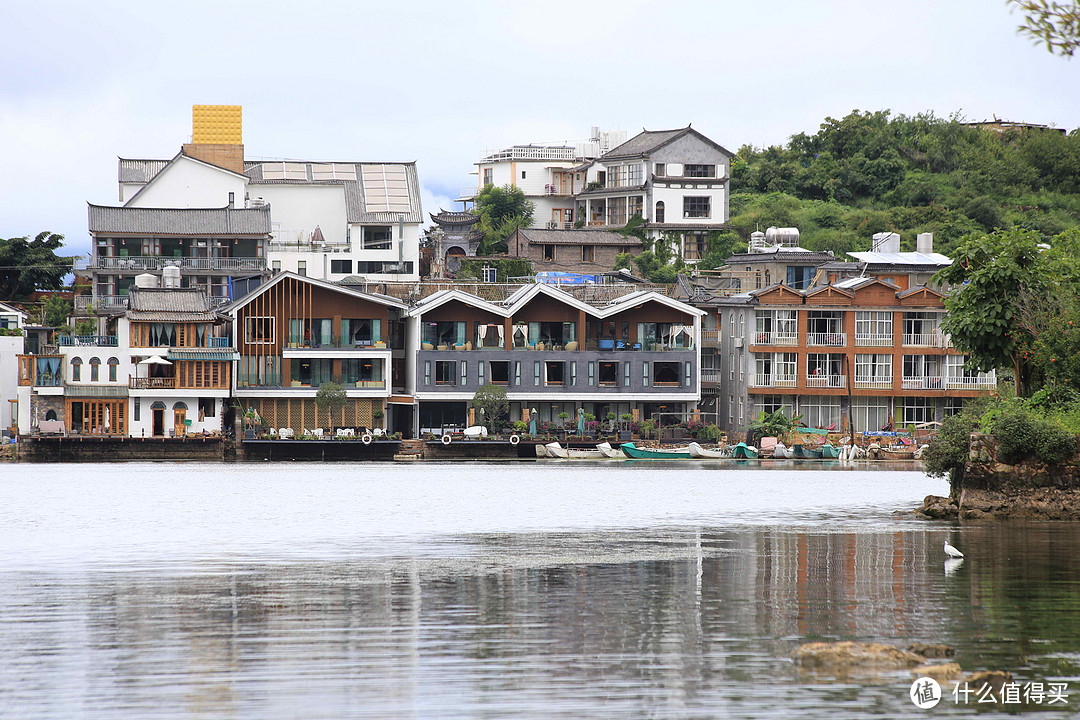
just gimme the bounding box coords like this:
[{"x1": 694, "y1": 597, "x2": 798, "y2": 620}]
[{"x1": 192, "y1": 105, "x2": 242, "y2": 144}]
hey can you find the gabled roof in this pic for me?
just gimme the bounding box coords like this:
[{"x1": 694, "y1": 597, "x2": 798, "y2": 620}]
[
  {"x1": 727, "y1": 248, "x2": 835, "y2": 264},
  {"x1": 227, "y1": 272, "x2": 407, "y2": 315},
  {"x1": 833, "y1": 276, "x2": 899, "y2": 291},
  {"x1": 601, "y1": 126, "x2": 735, "y2": 160},
  {"x1": 749, "y1": 283, "x2": 805, "y2": 300},
  {"x1": 897, "y1": 284, "x2": 945, "y2": 299},
  {"x1": 125, "y1": 287, "x2": 225, "y2": 322},
  {"x1": 804, "y1": 284, "x2": 854, "y2": 299},
  {"x1": 408, "y1": 283, "x2": 704, "y2": 319},
  {"x1": 406, "y1": 289, "x2": 507, "y2": 318},
  {"x1": 123, "y1": 151, "x2": 249, "y2": 207},
  {"x1": 0, "y1": 300, "x2": 27, "y2": 319},
  {"x1": 517, "y1": 228, "x2": 641, "y2": 246},
  {"x1": 88, "y1": 204, "x2": 271, "y2": 236}
]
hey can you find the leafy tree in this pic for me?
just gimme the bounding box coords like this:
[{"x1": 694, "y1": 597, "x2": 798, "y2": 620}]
[
  {"x1": 1009, "y1": 0, "x2": 1080, "y2": 56},
  {"x1": 314, "y1": 382, "x2": 348, "y2": 429},
  {"x1": 43, "y1": 295, "x2": 72, "y2": 327},
  {"x1": 472, "y1": 384, "x2": 509, "y2": 431},
  {"x1": 0, "y1": 231, "x2": 71, "y2": 300},
  {"x1": 472, "y1": 184, "x2": 535, "y2": 255}
]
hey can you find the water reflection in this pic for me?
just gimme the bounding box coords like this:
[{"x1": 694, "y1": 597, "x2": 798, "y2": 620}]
[{"x1": 0, "y1": 465, "x2": 1077, "y2": 718}]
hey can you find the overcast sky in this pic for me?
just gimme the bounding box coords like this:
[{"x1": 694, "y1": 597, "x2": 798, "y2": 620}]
[{"x1": 2, "y1": 0, "x2": 1077, "y2": 259}]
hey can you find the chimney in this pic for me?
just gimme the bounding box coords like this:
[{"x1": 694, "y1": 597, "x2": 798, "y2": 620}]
[
  {"x1": 182, "y1": 105, "x2": 245, "y2": 174},
  {"x1": 916, "y1": 232, "x2": 933, "y2": 254}
]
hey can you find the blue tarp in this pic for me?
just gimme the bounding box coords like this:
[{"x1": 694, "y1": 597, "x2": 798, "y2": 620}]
[{"x1": 535, "y1": 272, "x2": 601, "y2": 285}]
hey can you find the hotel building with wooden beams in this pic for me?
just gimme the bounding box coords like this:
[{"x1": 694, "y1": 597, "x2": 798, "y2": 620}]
[
  {"x1": 227, "y1": 273, "x2": 412, "y2": 435},
  {"x1": 406, "y1": 283, "x2": 705, "y2": 434}
]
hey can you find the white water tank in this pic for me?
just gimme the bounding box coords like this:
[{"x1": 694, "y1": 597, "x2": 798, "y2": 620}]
[
  {"x1": 872, "y1": 232, "x2": 901, "y2": 253},
  {"x1": 162, "y1": 265, "x2": 181, "y2": 288},
  {"x1": 917, "y1": 232, "x2": 934, "y2": 254},
  {"x1": 765, "y1": 227, "x2": 800, "y2": 246},
  {"x1": 134, "y1": 273, "x2": 158, "y2": 289}
]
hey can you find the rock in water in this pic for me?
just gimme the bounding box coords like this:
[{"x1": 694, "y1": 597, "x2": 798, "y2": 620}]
[{"x1": 793, "y1": 642, "x2": 926, "y2": 675}]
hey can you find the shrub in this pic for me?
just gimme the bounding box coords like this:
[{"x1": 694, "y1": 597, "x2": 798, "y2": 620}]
[
  {"x1": 993, "y1": 410, "x2": 1038, "y2": 464},
  {"x1": 922, "y1": 412, "x2": 977, "y2": 479},
  {"x1": 1033, "y1": 419, "x2": 1076, "y2": 465}
]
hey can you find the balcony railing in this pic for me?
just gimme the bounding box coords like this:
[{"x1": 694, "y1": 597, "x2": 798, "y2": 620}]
[
  {"x1": 701, "y1": 369, "x2": 719, "y2": 384},
  {"x1": 90, "y1": 256, "x2": 267, "y2": 272},
  {"x1": 854, "y1": 334, "x2": 893, "y2": 347},
  {"x1": 854, "y1": 376, "x2": 894, "y2": 390},
  {"x1": 701, "y1": 329, "x2": 720, "y2": 344},
  {"x1": 130, "y1": 377, "x2": 177, "y2": 389},
  {"x1": 945, "y1": 376, "x2": 997, "y2": 390},
  {"x1": 288, "y1": 338, "x2": 390, "y2": 350},
  {"x1": 752, "y1": 332, "x2": 799, "y2": 347},
  {"x1": 902, "y1": 376, "x2": 946, "y2": 390},
  {"x1": 807, "y1": 332, "x2": 847, "y2": 347},
  {"x1": 806, "y1": 374, "x2": 846, "y2": 389},
  {"x1": 267, "y1": 242, "x2": 351, "y2": 253},
  {"x1": 57, "y1": 335, "x2": 118, "y2": 347},
  {"x1": 903, "y1": 332, "x2": 949, "y2": 348},
  {"x1": 544, "y1": 185, "x2": 573, "y2": 196},
  {"x1": 753, "y1": 374, "x2": 798, "y2": 388}
]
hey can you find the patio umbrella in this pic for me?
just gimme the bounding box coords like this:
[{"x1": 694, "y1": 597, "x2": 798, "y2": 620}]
[
  {"x1": 529, "y1": 408, "x2": 537, "y2": 436},
  {"x1": 138, "y1": 356, "x2": 172, "y2": 365},
  {"x1": 577, "y1": 408, "x2": 585, "y2": 434},
  {"x1": 104, "y1": 406, "x2": 110, "y2": 432}
]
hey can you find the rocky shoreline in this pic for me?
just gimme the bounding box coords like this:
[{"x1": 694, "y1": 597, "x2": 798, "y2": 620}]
[{"x1": 917, "y1": 433, "x2": 1080, "y2": 520}]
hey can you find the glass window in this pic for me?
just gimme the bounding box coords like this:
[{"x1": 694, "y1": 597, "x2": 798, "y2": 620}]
[
  {"x1": 362, "y1": 226, "x2": 393, "y2": 250},
  {"x1": 331, "y1": 259, "x2": 352, "y2": 274},
  {"x1": 71, "y1": 357, "x2": 82, "y2": 382},
  {"x1": 90, "y1": 357, "x2": 100, "y2": 382},
  {"x1": 851, "y1": 397, "x2": 891, "y2": 433},
  {"x1": 655, "y1": 201, "x2": 665, "y2": 223},
  {"x1": 683, "y1": 196, "x2": 710, "y2": 218},
  {"x1": 684, "y1": 164, "x2": 716, "y2": 178},
  {"x1": 108, "y1": 357, "x2": 119, "y2": 382},
  {"x1": 800, "y1": 395, "x2": 842, "y2": 430}
]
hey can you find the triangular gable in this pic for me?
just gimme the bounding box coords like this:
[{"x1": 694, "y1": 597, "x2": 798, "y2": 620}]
[
  {"x1": 848, "y1": 278, "x2": 902, "y2": 303},
  {"x1": 750, "y1": 284, "x2": 805, "y2": 304},
  {"x1": 0, "y1": 300, "x2": 27, "y2": 319},
  {"x1": 897, "y1": 285, "x2": 946, "y2": 306},
  {"x1": 124, "y1": 151, "x2": 249, "y2": 208},
  {"x1": 596, "y1": 290, "x2": 705, "y2": 319},
  {"x1": 407, "y1": 289, "x2": 507, "y2": 318},
  {"x1": 503, "y1": 283, "x2": 597, "y2": 318},
  {"x1": 227, "y1": 272, "x2": 406, "y2": 316},
  {"x1": 804, "y1": 285, "x2": 854, "y2": 305}
]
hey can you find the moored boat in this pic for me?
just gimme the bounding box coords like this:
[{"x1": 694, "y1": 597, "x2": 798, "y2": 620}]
[
  {"x1": 731, "y1": 442, "x2": 758, "y2": 459},
  {"x1": 821, "y1": 444, "x2": 841, "y2": 459},
  {"x1": 596, "y1": 442, "x2": 627, "y2": 459},
  {"x1": 773, "y1": 441, "x2": 794, "y2": 458},
  {"x1": 687, "y1": 441, "x2": 726, "y2": 459},
  {"x1": 620, "y1": 442, "x2": 692, "y2": 459},
  {"x1": 544, "y1": 442, "x2": 569, "y2": 458},
  {"x1": 793, "y1": 444, "x2": 823, "y2": 459}
]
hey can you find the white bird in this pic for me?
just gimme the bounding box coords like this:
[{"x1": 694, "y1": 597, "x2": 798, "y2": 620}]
[{"x1": 944, "y1": 540, "x2": 964, "y2": 558}]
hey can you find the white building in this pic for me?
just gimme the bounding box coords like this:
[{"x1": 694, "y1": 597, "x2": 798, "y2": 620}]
[
  {"x1": 464, "y1": 127, "x2": 626, "y2": 231},
  {"x1": 0, "y1": 301, "x2": 27, "y2": 434}
]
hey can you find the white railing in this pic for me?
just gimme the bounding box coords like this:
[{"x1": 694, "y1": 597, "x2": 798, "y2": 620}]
[
  {"x1": 482, "y1": 146, "x2": 575, "y2": 162},
  {"x1": 751, "y1": 332, "x2": 798, "y2": 346},
  {"x1": 854, "y1": 334, "x2": 893, "y2": 347},
  {"x1": 806, "y1": 374, "x2": 846, "y2": 389},
  {"x1": 701, "y1": 329, "x2": 720, "y2": 343},
  {"x1": 90, "y1": 257, "x2": 266, "y2": 272},
  {"x1": 458, "y1": 186, "x2": 479, "y2": 199},
  {"x1": 701, "y1": 369, "x2": 719, "y2": 384},
  {"x1": 902, "y1": 376, "x2": 945, "y2": 390},
  {"x1": 903, "y1": 332, "x2": 948, "y2": 347},
  {"x1": 854, "y1": 376, "x2": 894, "y2": 390},
  {"x1": 268, "y1": 242, "x2": 351, "y2": 253},
  {"x1": 753, "y1": 374, "x2": 798, "y2": 388},
  {"x1": 806, "y1": 332, "x2": 847, "y2": 347},
  {"x1": 75, "y1": 295, "x2": 129, "y2": 311},
  {"x1": 945, "y1": 375, "x2": 997, "y2": 390}
]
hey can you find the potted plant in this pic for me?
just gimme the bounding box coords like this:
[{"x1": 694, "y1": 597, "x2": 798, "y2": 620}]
[
  {"x1": 619, "y1": 413, "x2": 634, "y2": 442},
  {"x1": 373, "y1": 408, "x2": 385, "y2": 428}
]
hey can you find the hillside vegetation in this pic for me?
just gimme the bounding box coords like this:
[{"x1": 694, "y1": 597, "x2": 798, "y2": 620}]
[{"x1": 727, "y1": 110, "x2": 1080, "y2": 258}]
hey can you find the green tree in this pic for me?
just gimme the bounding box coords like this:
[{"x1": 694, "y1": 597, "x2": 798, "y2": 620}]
[
  {"x1": 472, "y1": 184, "x2": 535, "y2": 255},
  {"x1": 314, "y1": 382, "x2": 348, "y2": 429},
  {"x1": 43, "y1": 295, "x2": 72, "y2": 327},
  {"x1": 1009, "y1": 0, "x2": 1080, "y2": 56},
  {"x1": 472, "y1": 384, "x2": 510, "y2": 431},
  {"x1": 0, "y1": 231, "x2": 71, "y2": 300}
]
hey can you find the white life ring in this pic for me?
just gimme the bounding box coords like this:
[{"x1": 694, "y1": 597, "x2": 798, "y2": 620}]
[
  {"x1": 441, "y1": 434, "x2": 452, "y2": 445},
  {"x1": 361, "y1": 433, "x2": 373, "y2": 445},
  {"x1": 509, "y1": 434, "x2": 520, "y2": 445}
]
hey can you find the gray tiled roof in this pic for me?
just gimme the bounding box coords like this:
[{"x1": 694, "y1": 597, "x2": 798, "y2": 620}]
[
  {"x1": 518, "y1": 228, "x2": 642, "y2": 246},
  {"x1": 126, "y1": 287, "x2": 223, "y2": 322},
  {"x1": 88, "y1": 204, "x2": 272, "y2": 235},
  {"x1": 602, "y1": 129, "x2": 689, "y2": 159},
  {"x1": 244, "y1": 161, "x2": 423, "y2": 224},
  {"x1": 118, "y1": 159, "x2": 169, "y2": 183}
]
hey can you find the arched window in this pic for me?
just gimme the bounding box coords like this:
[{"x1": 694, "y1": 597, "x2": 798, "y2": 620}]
[
  {"x1": 655, "y1": 201, "x2": 665, "y2": 224},
  {"x1": 45, "y1": 409, "x2": 58, "y2": 421},
  {"x1": 151, "y1": 401, "x2": 166, "y2": 410},
  {"x1": 107, "y1": 357, "x2": 119, "y2": 383},
  {"x1": 89, "y1": 357, "x2": 101, "y2": 382},
  {"x1": 173, "y1": 401, "x2": 188, "y2": 410},
  {"x1": 71, "y1": 357, "x2": 82, "y2": 382}
]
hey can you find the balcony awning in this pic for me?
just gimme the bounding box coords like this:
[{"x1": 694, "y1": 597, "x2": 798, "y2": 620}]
[
  {"x1": 167, "y1": 350, "x2": 238, "y2": 361},
  {"x1": 64, "y1": 384, "x2": 129, "y2": 399}
]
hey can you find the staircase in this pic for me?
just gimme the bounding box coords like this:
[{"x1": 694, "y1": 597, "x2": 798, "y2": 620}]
[{"x1": 395, "y1": 438, "x2": 426, "y2": 460}]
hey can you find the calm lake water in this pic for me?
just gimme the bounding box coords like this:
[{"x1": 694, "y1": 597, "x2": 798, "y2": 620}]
[{"x1": 0, "y1": 460, "x2": 1077, "y2": 718}]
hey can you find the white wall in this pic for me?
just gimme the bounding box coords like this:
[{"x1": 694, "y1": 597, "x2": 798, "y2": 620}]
[
  {"x1": 258, "y1": 184, "x2": 349, "y2": 245},
  {"x1": 125, "y1": 157, "x2": 247, "y2": 209},
  {"x1": 0, "y1": 335, "x2": 24, "y2": 431}
]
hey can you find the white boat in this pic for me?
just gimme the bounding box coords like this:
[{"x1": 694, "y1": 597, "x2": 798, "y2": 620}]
[
  {"x1": 596, "y1": 442, "x2": 627, "y2": 459},
  {"x1": 687, "y1": 441, "x2": 726, "y2": 459},
  {"x1": 535, "y1": 444, "x2": 549, "y2": 458},
  {"x1": 773, "y1": 441, "x2": 794, "y2": 458},
  {"x1": 544, "y1": 442, "x2": 569, "y2": 458}
]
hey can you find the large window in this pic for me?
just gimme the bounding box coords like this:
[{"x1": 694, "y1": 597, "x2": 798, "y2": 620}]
[
  {"x1": 545, "y1": 361, "x2": 565, "y2": 386},
  {"x1": 490, "y1": 361, "x2": 509, "y2": 385},
  {"x1": 290, "y1": 359, "x2": 333, "y2": 388},
  {"x1": 598, "y1": 361, "x2": 619, "y2": 387},
  {"x1": 246, "y1": 316, "x2": 275, "y2": 344},
  {"x1": 851, "y1": 397, "x2": 891, "y2": 433},
  {"x1": 800, "y1": 395, "x2": 842, "y2": 430},
  {"x1": 422, "y1": 321, "x2": 466, "y2": 348},
  {"x1": 331, "y1": 259, "x2": 352, "y2": 274},
  {"x1": 653, "y1": 362, "x2": 680, "y2": 386},
  {"x1": 362, "y1": 226, "x2": 393, "y2": 250},
  {"x1": 90, "y1": 357, "x2": 100, "y2": 382},
  {"x1": 683, "y1": 232, "x2": 707, "y2": 261},
  {"x1": 435, "y1": 361, "x2": 457, "y2": 386},
  {"x1": 855, "y1": 311, "x2": 893, "y2": 345},
  {"x1": 755, "y1": 310, "x2": 798, "y2": 344},
  {"x1": 108, "y1": 357, "x2": 119, "y2": 382},
  {"x1": 627, "y1": 164, "x2": 643, "y2": 185},
  {"x1": 684, "y1": 164, "x2": 716, "y2": 178},
  {"x1": 855, "y1": 353, "x2": 893, "y2": 388},
  {"x1": 683, "y1": 196, "x2": 711, "y2": 218},
  {"x1": 581, "y1": 245, "x2": 594, "y2": 262},
  {"x1": 655, "y1": 201, "x2": 665, "y2": 223},
  {"x1": 903, "y1": 398, "x2": 934, "y2": 425}
]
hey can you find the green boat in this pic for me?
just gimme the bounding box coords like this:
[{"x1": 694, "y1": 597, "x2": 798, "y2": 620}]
[
  {"x1": 732, "y1": 442, "x2": 758, "y2": 459},
  {"x1": 620, "y1": 442, "x2": 692, "y2": 459},
  {"x1": 821, "y1": 444, "x2": 841, "y2": 459}
]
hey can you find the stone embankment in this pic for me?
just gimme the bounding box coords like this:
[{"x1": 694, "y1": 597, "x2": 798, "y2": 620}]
[{"x1": 919, "y1": 433, "x2": 1080, "y2": 520}]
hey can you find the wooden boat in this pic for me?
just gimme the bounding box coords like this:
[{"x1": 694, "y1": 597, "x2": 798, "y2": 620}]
[
  {"x1": 793, "y1": 443, "x2": 823, "y2": 459},
  {"x1": 596, "y1": 442, "x2": 627, "y2": 459},
  {"x1": 620, "y1": 442, "x2": 692, "y2": 459},
  {"x1": 731, "y1": 442, "x2": 758, "y2": 459},
  {"x1": 820, "y1": 444, "x2": 841, "y2": 459},
  {"x1": 687, "y1": 441, "x2": 726, "y2": 459}
]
